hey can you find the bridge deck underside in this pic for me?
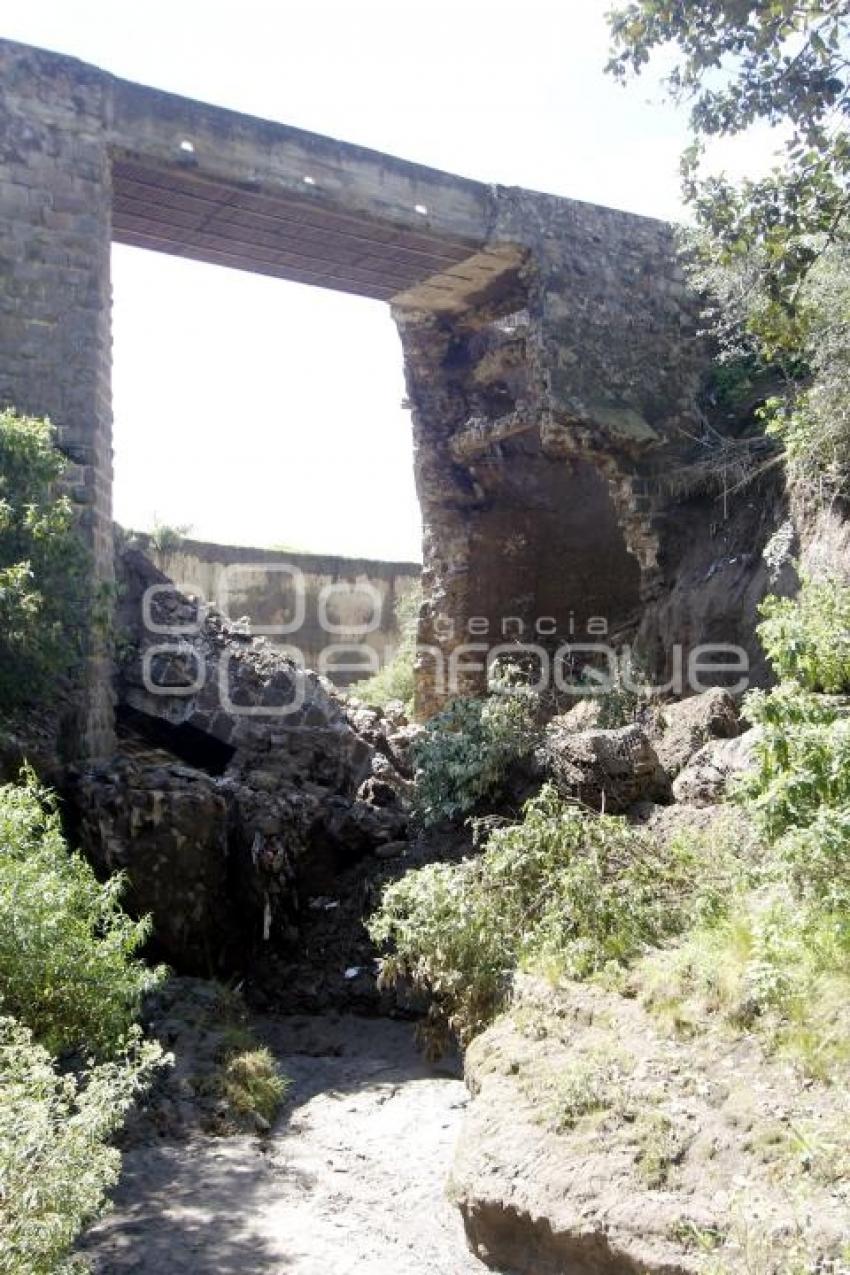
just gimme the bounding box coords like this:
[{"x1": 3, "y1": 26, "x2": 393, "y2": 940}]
[{"x1": 111, "y1": 157, "x2": 483, "y2": 300}]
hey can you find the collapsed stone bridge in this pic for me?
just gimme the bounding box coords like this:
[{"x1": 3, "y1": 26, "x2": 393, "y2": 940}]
[{"x1": 1, "y1": 38, "x2": 735, "y2": 759}]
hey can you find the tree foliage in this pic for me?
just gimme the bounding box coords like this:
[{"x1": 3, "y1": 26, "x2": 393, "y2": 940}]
[
  {"x1": 608, "y1": 2, "x2": 850, "y2": 289},
  {"x1": 0, "y1": 410, "x2": 88, "y2": 711},
  {"x1": 608, "y1": 2, "x2": 850, "y2": 490}
]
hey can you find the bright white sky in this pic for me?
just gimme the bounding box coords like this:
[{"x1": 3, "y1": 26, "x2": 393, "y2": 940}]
[{"x1": 2, "y1": 1, "x2": 776, "y2": 560}]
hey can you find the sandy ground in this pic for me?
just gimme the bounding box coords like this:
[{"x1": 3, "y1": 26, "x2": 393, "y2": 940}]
[{"x1": 80, "y1": 1014, "x2": 492, "y2": 1275}]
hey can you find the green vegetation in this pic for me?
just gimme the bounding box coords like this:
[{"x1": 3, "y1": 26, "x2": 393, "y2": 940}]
[
  {"x1": 0, "y1": 409, "x2": 88, "y2": 712},
  {"x1": 607, "y1": 3, "x2": 850, "y2": 495},
  {"x1": 640, "y1": 893, "x2": 850, "y2": 1080},
  {"x1": 739, "y1": 681, "x2": 850, "y2": 841},
  {"x1": 600, "y1": 0, "x2": 850, "y2": 1088},
  {"x1": 410, "y1": 680, "x2": 540, "y2": 827},
  {"x1": 219, "y1": 1044, "x2": 289, "y2": 1127},
  {"x1": 758, "y1": 247, "x2": 850, "y2": 490},
  {"x1": 755, "y1": 577, "x2": 850, "y2": 692},
  {"x1": 148, "y1": 519, "x2": 191, "y2": 556},
  {"x1": 0, "y1": 1016, "x2": 158, "y2": 1275},
  {"x1": 355, "y1": 584, "x2": 421, "y2": 713},
  {"x1": 703, "y1": 351, "x2": 775, "y2": 418},
  {"x1": 634, "y1": 1110, "x2": 687, "y2": 1189},
  {"x1": 640, "y1": 578, "x2": 850, "y2": 1077},
  {"x1": 0, "y1": 774, "x2": 162, "y2": 1058},
  {"x1": 185, "y1": 1002, "x2": 289, "y2": 1133},
  {"x1": 534, "y1": 1050, "x2": 629, "y2": 1135},
  {"x1": 591, "y1": 649, "x2": 651, "y2": 729},
  {"x1": 370, "y1": 786, "x2": 742, "y2": 1052},
  {"x1": 0, "y1": 775, "x2": 164, "y2": 1271},
  {"x1": 741, "y1": 577, "x2": 850, "y2": 856},
  {"x1": 0, "y1": 414, "x2": 165, "y2": 1265},
  {"x1": 373, "y1": 577, "x2": 850, "y2": 1081}
]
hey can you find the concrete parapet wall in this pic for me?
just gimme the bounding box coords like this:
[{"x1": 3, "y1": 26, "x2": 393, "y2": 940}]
[{"x1": 134, "y1": 534, "x2": 420, "y2": 686}]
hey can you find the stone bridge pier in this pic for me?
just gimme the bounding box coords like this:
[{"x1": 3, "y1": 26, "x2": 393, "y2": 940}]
[{"x1": 0, "y1": 38, "x2": 708, "y2": 758}]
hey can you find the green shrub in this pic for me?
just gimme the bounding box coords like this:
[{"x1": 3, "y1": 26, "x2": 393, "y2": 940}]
[
  {"x1": 186, "y1": 1035, "x2": 289, "y2": 1132},
  {"x1": 148, "y1": 519, "x2": 191, "y2": 556},
  {"x1": 739, "y1": 672, "x2": 850, "y2": 932},
  {"x1": 0, "y1": 774, "x2": 162, "y2": 1057},
  {"x1": 738, "y1": 583, "x2": 850, "y2": 902},
  {"x1": 779, "y1": 805, "x2": 850, "y2": 922},
  {"x1": 0, "y1": 409, "x2": 88, "y2": 711},
  {"x1": 355, "y1": 584, "x2": 421, "y2": 713},
  {"x1": 184, "y1": 996, "x2": 290, "y2": 1133},
  {"x1": 738, "y1": 684, "x2": 850, "y2": 840},
  {"x1": 370, "y1": 784, "x2": 740, "y2": 1051},
  {"x1": 756, "y1": 576, "x2": 850, "y2": 693},
  {"x1": 411, "y1": 684, "x2": 540, "y2": 826},
  {"x1": 0, "y1": 1015, "x2": 160, "y2": 1275},
  {"x1": 759, "y1": 242, "x2": 850, "y2": 495},
  {"x1": 590, "y1": 648, "x2": 651, "y2": 729},
  {"x1": 220, "y1": 1045, "x2": 289, "y2": 1127}
]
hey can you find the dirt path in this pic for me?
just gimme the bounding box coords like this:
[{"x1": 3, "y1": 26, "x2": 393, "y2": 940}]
[{"x1": 80, "y1": 1014, "x2": 491, "y2": 1275}]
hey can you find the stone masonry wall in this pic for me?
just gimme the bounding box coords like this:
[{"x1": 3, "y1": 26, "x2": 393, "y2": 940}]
[
  {"x1": 394, "y1": 195, "x2": 709, "y2": 716},
  {"x1": 0, "y1": 42, "x2": 115, "y2": 758}
]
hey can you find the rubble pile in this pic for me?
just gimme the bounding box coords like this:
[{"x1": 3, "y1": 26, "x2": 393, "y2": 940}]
[{"x1": 68, "y1": 548, "x2": 413, "y2": 975}]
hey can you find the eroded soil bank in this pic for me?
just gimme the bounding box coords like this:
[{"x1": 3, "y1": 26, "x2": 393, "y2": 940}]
[{"x1": 79, "y1": 1014, "x2": 490, "y2": 1275}]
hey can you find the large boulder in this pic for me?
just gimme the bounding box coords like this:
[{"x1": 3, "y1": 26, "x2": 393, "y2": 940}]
[
  {"x1": 548, "y1": 697, "x2": 603, "y2": 733},
  {"x1": 71, "y1": 754, "x2": 235, "y2": 972},
  {"x1": 654, "y1": 689, "x2": 741, "y2": 780},
  {"x1": 671, "y1": 727, "x2": 760, "y2": 806},
  {"x1": 543, "y1": 721, "x2": 670, "y2": 813},
  {"x1": 71, "y1": 737, "x2": 408, "y2": 973}
]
